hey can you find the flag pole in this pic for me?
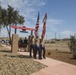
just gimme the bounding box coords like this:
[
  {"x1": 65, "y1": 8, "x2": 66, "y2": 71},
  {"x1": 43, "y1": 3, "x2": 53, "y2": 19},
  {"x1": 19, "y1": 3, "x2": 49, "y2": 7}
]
[
  {"x1": 34, "y1": 11, "x2": 40, "y2": 36},
  {"x1": 41, "y1": 13, "x2": 47, "y2": 44},
  {"x1": 41, "y1": 13, "x2": 47, "y2": 38}
]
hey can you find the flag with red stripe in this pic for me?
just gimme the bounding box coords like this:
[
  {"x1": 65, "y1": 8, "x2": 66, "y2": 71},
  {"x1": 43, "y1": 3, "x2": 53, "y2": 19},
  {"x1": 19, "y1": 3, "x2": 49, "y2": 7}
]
[
  {"x1": 34, "y1": 12, "x2": 39, "y2": 36},
  {"x1": 42, "y1": 13, "x2": 47, "y2": 38}
]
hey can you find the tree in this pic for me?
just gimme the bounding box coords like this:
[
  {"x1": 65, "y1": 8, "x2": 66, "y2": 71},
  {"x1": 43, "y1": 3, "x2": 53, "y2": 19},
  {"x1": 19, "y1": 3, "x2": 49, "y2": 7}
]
[
  {"x1": 68, "y1": 35, "x2": 76, "y2": 59},
  {"x1": 0, "y1": 5, "x2": 2, "y2": 26},
  {"x1": 0, "y1": 6, "x2": 2, "y2": 35},
  {"x1": 12, "y1": 10, "x2": 25, "y2": 34},
  {"x1": 1, "y1": 5, "x2": 25, "y2": 44},
  {"x1": 1, "y1": 7, "x2": 11, "y2": 43}
]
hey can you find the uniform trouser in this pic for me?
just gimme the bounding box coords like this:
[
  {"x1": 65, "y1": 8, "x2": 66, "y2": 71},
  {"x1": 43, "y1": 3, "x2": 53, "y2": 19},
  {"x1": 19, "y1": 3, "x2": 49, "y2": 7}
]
[
  {"x1": 30, "y1": 44, "x2": 35, "y2": 57},
  {"x1": 34, "y1": 44, "x2": 42, "y2": 59},
  {"x1": 42, "y1": 46, "x2": 46, "y2": 58},
  {"x1": 40, "y1": 44, "x2": 46, "y2": 58},
  {"x1": 39, "y1": 45, "x2": 42, "y2": 59},
  {"x1": 34, "y1": 44, "x2": 38, "y2": 58}
]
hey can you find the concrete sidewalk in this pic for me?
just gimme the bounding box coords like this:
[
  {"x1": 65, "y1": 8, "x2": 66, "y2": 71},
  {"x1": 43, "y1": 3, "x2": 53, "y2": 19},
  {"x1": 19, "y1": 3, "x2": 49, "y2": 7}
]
[
  {"x1": 18, "y1": 52, "x2": 76, "y2": 75},
  {"x1": 1, "y1": 44, "x2": 11, "y2": 49},
  {"x1": 1, "y1": 44, "x2": 76, "y2": 75}
]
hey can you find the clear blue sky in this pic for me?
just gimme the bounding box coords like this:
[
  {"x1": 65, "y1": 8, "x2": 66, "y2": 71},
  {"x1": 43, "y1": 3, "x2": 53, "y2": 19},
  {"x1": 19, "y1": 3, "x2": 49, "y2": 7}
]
[{"x1": 0, "y1": 0, "x2": 76, "y2": 39}]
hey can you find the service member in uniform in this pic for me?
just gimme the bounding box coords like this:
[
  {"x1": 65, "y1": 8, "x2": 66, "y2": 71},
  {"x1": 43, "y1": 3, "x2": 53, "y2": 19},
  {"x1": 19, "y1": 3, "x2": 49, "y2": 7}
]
[
  {"x1": 29, "y1": 35, "x2": 35, "y2": 58},
  {"x1": 34, "y1": 36, "x2": 42, "y2": 59},
  {"x1": 40, "y1": 37, "x2": 46, "y2": 59}
]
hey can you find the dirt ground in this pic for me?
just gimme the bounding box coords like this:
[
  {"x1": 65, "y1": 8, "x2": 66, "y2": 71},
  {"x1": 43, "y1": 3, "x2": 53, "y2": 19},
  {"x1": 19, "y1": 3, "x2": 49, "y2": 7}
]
[
  {"x1": 45, "y1": 43, "x2": 76, "y2": 65},
  {"x1": 0, "y1": 44, "x2": 46, "y2": 75},
  {"x1": 0, "y1": 44, "x2": 76, "y2": 75}
]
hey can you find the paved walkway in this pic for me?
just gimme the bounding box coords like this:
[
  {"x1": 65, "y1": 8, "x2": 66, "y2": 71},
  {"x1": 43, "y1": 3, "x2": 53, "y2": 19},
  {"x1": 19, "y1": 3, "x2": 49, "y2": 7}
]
[
  {"x1": 18, "y1": 52, "x2": 76, "y2": 75},
  {"x1": 1, "y1": 44, "x2": 76, "y2": 75},
  {"x1": 2, "y1": 44, "x2": 11, "y2": 49}
]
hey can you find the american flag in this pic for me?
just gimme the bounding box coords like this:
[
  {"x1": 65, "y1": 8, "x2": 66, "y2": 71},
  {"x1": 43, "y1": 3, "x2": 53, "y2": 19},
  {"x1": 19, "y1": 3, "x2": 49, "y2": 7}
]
[
  {"x1": 34, "y1": 12, "x2": 39, "y2": 36},
  {"x1": 42, "y1": 13, "x2": 47, "y2": 38}
]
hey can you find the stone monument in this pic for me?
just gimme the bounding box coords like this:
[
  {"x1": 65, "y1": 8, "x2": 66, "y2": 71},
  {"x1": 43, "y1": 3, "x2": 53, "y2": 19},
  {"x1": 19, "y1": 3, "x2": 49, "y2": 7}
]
[{"x1": 11, "y1": 34, "x2": 18, "y2": 53}]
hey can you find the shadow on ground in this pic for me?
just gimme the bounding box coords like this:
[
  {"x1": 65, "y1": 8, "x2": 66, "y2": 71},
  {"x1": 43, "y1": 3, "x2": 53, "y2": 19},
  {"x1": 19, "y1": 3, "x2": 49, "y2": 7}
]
[
  {"x1": 70, "y1": 58, "x2": 76, "y2": 60},
  {"x1": 8, "y1": 54, "x2": 31, "y2": 58},
  {"x1": 0, "y1": 50, "x2": 11, "y2": 53},
  {"x1": 4, "y1": 54, "x2": 30, "y2": 58},
  {"x1": 58, "y1": 51, "x2": 72, "y2": 54},
  {"x1": 0, "y1": 49, "x2": 31, "y2": 58}
]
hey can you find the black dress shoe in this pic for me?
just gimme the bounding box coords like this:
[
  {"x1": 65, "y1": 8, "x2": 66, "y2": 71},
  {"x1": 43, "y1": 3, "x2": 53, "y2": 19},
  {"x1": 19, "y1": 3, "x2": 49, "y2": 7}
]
[
  {"x1": 34, "y1": 57, "x2": 37, "y2": 59},
  {"x1": 39, "y1": 57, "x2": 42, "y2": 60},
  {"x1": 43, "y1": 57, "x2": 46, "y2": 59},
  {"x1": 30, "y1": 56, "x2": 32, "y2": 58},
  {"x1": 24, "y1": 50, "x2": 26, "y2": 52}
]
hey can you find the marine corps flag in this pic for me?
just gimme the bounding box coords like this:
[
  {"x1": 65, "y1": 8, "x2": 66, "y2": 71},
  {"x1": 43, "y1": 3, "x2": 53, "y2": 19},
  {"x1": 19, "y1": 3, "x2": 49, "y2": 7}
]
[
  {"x1": 42, "y1": 13, "x2": 47, "y2": 38},
  {"x1": 34, "y1": 12, "x2": 39, "y2": 36}
]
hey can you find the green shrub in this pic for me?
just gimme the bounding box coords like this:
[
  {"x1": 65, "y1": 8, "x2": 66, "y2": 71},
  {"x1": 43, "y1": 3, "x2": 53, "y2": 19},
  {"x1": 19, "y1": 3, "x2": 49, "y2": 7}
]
[{"x1": 68, "y1": 35, "x2": 76, "y2": 59}]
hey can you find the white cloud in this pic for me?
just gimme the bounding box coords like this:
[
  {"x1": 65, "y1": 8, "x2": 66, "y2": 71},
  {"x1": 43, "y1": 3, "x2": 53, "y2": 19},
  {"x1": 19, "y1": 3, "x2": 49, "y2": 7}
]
[
  {"x1": 47, "y1": 18, "x2": 64, "y2": 26},
  {"x1": 0, "y1": 0, "x2": 46, "y2": 19},
  {"x1": 46, "y1": 18, "x2": 64, "y2": 32},
  {"x1": 0, "y1": 0, "x2": 46, "y2": 37},
  {"x1": 61, "y1": 30, "x2": 74, "y2": 36},
  {"x1": 1, "y1": 28, "x2": 8, "y2": 37},
  {"x1": 51, "y1": 27, "x2": 58, "y2": 32},
  {"x1": 38, "y1": 2, "x2": 46, "y2": 6}
]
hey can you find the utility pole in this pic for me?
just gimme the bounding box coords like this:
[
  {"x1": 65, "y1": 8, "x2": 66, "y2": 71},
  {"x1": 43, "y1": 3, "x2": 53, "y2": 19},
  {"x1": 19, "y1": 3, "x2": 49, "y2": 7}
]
[
  {"x1": 31, "y1": 30, "x2": 33, "y2": 35},
  {"x1": 0, "y1": 1, "x2": 1, "y2": 6},
  {"x1": 46, "y1": 34, "x2": 47, "y2": 40},
  {"x1": 55, "y1": 32, "x2": 56, "y2": 40},
  {"x1": 0, "y1": 1, "x2": 1, "y2": 38},
  {"x1": 59, "y1": 35, "x2": 60, "y2": 40},
  {"x1": 0, "y1": 27, "x2": 1, "y2": 37}
]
